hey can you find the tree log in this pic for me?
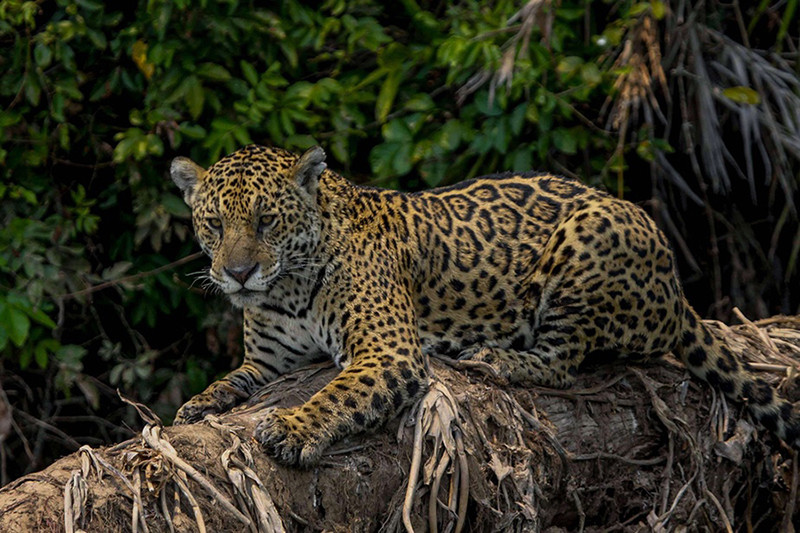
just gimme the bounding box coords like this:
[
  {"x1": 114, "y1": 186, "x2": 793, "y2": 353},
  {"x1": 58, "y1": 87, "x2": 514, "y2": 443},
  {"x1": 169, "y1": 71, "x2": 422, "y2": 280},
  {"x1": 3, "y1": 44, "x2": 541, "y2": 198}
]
[{"x1": 1, "y1": 317, "x2": 799, "y2": 532}]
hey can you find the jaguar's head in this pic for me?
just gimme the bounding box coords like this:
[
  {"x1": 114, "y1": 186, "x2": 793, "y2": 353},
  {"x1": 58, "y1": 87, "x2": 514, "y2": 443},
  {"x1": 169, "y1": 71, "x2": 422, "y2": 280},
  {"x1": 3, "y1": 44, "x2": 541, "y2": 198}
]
[{"x1": 170, "y1": 144, "x2": 327, "y2": 307}]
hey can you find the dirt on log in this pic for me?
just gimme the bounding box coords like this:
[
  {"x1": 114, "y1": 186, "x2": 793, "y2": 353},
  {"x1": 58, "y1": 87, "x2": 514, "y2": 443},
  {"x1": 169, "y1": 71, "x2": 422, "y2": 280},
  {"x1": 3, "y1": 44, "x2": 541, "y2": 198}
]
[{"x1": 1, "y1": 315, "x2": 799, "y2": 532}]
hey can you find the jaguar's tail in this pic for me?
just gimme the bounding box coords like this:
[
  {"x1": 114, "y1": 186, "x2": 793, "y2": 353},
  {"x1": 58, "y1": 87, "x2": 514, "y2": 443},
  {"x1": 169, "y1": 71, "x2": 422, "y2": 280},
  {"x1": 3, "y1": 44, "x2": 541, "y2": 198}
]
[{"x1": 674, "y1": 300, "x2": 799, "y2": 448}]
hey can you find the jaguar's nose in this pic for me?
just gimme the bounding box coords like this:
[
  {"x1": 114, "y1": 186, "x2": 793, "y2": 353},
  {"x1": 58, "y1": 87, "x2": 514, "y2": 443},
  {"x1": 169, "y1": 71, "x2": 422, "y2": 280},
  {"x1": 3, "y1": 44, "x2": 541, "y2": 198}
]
[{"x1": 224, "y1": 264, "x2": 258, "y2": 286}]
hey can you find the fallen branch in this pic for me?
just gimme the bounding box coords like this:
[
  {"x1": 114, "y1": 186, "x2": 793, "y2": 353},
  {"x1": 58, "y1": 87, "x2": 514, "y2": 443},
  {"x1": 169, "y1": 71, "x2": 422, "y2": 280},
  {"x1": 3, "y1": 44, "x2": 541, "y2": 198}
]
[{"x1": 0, "y1": 317, "x2": 798, "y2": 531}]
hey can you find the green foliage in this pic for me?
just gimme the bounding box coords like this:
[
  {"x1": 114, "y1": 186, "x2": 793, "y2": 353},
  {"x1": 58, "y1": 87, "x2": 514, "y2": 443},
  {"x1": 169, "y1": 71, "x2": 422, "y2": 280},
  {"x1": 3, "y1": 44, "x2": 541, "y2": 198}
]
[{"x1": 0, "y1": 0, "x2": 798, "y2": 483}]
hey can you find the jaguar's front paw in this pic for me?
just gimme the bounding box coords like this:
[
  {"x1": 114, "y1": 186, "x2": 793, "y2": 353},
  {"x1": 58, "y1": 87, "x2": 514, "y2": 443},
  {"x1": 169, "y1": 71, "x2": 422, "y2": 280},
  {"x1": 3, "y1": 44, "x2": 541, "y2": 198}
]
[
  {"x1": 255, "y1": 407, "x2": 327, "y2": 467},
  {"x1": 174, "y1": 396, "x2": 217, "y2": 425},
  {"x1": 173, "y1": 382, "x2": 246, "y2": 425}
]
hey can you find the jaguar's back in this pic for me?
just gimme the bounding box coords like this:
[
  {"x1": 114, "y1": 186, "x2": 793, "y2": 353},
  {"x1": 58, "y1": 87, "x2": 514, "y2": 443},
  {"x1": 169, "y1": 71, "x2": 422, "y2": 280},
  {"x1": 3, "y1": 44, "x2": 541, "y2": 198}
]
[{"x1": 386, "y1": 175, "x2": 599, "y2": 356}]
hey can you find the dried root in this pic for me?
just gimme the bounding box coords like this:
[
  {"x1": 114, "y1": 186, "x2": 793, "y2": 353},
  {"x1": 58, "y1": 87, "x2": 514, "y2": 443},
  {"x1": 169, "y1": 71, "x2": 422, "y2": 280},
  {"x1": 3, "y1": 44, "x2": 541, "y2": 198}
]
[{"x1": 6, "y1": 315, "x2": 798, "y2": 531}]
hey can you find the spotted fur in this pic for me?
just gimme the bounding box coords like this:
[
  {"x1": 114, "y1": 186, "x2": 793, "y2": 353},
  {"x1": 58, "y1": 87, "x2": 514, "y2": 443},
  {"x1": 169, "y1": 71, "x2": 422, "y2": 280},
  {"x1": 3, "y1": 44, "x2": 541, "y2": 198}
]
[{"x1": 170, "y1": 144, "x2": 800, "y2": 466}]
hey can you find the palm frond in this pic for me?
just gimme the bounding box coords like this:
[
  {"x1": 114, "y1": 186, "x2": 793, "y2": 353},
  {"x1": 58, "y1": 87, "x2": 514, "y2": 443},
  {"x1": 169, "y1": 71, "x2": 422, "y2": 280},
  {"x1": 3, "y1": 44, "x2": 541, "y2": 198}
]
[{"x1": 670, "y1": 18, "x2": 800, "y2": 209}]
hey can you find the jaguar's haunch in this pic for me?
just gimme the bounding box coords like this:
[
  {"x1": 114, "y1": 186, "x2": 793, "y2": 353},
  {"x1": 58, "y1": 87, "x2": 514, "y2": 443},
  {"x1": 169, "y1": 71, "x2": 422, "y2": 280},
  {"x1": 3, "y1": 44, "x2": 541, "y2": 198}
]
[{"x1": 170, "y1": 144, "x2": 799, "y2": 466}]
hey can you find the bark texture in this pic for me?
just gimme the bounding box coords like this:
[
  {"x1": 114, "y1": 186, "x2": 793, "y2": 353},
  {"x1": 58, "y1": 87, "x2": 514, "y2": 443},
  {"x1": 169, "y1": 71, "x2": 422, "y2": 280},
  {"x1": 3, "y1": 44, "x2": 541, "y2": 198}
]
[{"x1": 1, "y1": 316, "x2": 799, "y2": 532}]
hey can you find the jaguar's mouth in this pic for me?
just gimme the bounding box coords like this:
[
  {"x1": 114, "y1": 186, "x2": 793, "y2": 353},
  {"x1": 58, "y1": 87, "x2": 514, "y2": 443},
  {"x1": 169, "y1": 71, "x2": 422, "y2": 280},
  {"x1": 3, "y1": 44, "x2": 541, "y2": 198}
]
[{"x1": 234, "y1": 288, "x2": 263, "y2": 295}]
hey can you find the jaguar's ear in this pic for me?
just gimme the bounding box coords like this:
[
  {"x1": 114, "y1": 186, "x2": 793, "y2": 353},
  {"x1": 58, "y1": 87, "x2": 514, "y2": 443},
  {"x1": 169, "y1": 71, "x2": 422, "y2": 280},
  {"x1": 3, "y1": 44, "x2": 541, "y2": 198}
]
[
  {"x1": 170, "y1": 157, "x2": 206, "y2": 207},
  {"x1": 291, "y1": 146, "x2": 327, "y2": 197}
]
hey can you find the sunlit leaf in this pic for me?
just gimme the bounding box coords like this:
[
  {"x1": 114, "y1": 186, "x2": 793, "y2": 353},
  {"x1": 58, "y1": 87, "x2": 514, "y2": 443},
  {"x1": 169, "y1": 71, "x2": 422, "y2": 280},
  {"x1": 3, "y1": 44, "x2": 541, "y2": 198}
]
[
  {"x1": 650, "y1": 0, "x2": 667, "y2": 19},
  {"x1": 132, "y1": 40, "x2": 154, "y2": 80},
  {"x1": 722, "y1": 86, "x2": 761, "y2": 105},
  {"x1": 556, "y1": 56, "x2": 583, "y2": 79}
]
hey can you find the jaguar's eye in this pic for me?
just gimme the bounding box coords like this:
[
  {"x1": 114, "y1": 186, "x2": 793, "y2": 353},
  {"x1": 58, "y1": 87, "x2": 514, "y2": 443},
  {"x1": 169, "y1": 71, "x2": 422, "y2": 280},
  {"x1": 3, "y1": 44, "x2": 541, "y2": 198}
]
[
  {"x1": 258, "y1": 214, "x2": 276, "y2": 229},
  {"x1": 207, "y1": 217, "x2": 222, "y2": 230}
]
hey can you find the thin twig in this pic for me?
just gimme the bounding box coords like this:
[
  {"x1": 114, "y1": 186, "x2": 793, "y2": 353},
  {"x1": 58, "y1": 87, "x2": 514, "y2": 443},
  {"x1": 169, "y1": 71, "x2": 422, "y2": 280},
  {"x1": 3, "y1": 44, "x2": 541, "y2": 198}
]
[
  {"x1": 14, "y1": 410, "x2": 82, "y2": 450},
  {"x1": 704, "y1": 488, "x2": 734, "y2": 533},
  {"x1": 572, "y1": 489, "x2": 585, "y2": 533},
  {"x1": 173, "y1": 474, "x2": 207, "y2": 533},
  {"x1": 403, "y1": 400, "x2": 425, "y2": 533},
  {"x1": 453, "y1": 428, "x2": 468, "y2": 533},
  {"x1": 507, "y1": 392, "x2": 568, "y2": 468},
  {"x1": 160, "y1": 485, "x2": 175, "y2": 533},
  {"x1": 732, "y1": 307, "x2": 781, "y2": 354},
  {"x1": 52, "y1": 158, "x2": 116, "y2": 169},
  {"x1": 531, "y1": 374, "x2": 627, "y2": 398},
  {"x1": 780, "y1": 450, "x2": 798, "y2": 532},
  {"x1": 61, "y1": 252, "x2": 204, "y2": 299},
  {"x1": 428, "y1": 451, "x2": 450, "y2": 533},
  {"x1": 659, "y1": 434, "x2": 675, "y2": 515},
  {"x1": 131, "y1": 468, "x2": 150, "y2": 533},
  {"x1": 747, "y1": 363, "x2": 792, "y2": 373},
  {"x1": 572, "y1": 452, "x2": 665, "y2": 466},
  {"x1": 655, "y1": 473, "x2": 697, "y2": 528}
]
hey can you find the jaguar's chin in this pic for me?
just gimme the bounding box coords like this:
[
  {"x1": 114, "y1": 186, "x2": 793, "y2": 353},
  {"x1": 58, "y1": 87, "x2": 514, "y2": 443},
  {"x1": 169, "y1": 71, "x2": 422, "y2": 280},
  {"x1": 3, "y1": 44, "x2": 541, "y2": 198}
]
[{"x1": 227, "y1": 288, "x2": 266, "y2": 308}]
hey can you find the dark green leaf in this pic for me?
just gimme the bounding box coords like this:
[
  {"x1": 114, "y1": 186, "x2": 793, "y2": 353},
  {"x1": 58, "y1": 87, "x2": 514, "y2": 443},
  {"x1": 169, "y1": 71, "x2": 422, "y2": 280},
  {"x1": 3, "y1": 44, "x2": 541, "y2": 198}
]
[
  {"x1": 34, "y1": 342, "x2": 49, "y2": 369},
  {"x1": 552, "y1": 129, "x2": 577, "y2": 155},
  {"x1": 382, "y1": 119, "x2": 413, "y2": 143},
  {"x1": 162, "y1": 193, "x2": 191, "y2": 217},
  {"x1": 438, "y1": 120, "x2": 462, "y2": 150},
  {"x1": 34, "y1": 43, "x2": 52, "y2": 67},
  {"x1": 196, "y1": 63, "x2": 231, "y2": 82},
  {"x1": 186, "y1": 82, "x2": 204, "y2": 119},
  {"x1": 375, "y1": 69, "x2": 402, "y2": 122},
  {"x1": 4, "y1": 306, "x2": 30, "y2": 347},
  {"x1": 240, "y1": 60, "x2": 259, "y2": 86}
]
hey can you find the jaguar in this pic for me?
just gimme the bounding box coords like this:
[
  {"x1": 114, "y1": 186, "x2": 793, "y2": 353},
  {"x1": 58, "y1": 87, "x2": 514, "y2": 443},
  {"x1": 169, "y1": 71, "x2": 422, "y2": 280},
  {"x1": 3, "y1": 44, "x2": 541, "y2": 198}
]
[{"x1": 170, "y1": 144, "x2": 799, "y2": 466}]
